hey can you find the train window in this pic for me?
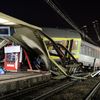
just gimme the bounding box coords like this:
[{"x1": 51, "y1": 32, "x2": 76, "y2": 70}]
[
  {"x1": 98, "y1": 50, "x2": 100, "y2": 58},
  {"x1": 98, "y1": 49, "x2": 100, "y2": 58},
  {"x1": 45, "y1": 41, "x2": 60, "y2": 55},
  {"x1": 97, "y1": 50, "x2": 99, "y2": 58},
  {"x1": 45, "y1": 41, "x2": 53, "y2": 51},
  {"x1": 93, "y1": 49, "x2": 95, "y2": 57},
  {"x1": 72, "y1": 40, "x2": 78, "y2": 50},
  {"x1": 80, "y1": 45, "x2": 82, "y2": 53},
  {"x1": 63, "y1": 40, "x2": 67, "y2": 47},
  {"x1": 80, "y1": 44, "x2": 84, "y2": 54},
  {"x1": 97, "y1": 51, "x2": 99, "y2": 58},
  {"x1": 82, "y1": 45, "x2": 90, "y2": 56},
  {"x1": 55, "y1": 40, "x2": 67, "y2": 53},
  {"x1": 81, "y1": 45, "x2": 85, "y2": 54},
  {"x1": 92, "y1": 49, "x2": 95, "y2": 57},
  {"x1": 46, "y1": 40, "x2": 68, "y2": 56},
  {"x1": 85, "y1": 46, "x2": 88, "y2": 55},
  {"x1": 91, "y1": 48, "x2": 94, "y2": 57},
  {"x1": 95, "y1": 49, "x2": 97, "y2": 58},
  {"x1": 99, "y1": 51, "x2": 100, "y2": 58},
  {"x1": 56, "y1": 40, "x2": 67, "y2": 48},
  {"x1": 94, "y1": 49, "x2": 97, "y2": 57},
  {"x1": 95, "y1": 49, "x2": 97, "y2": 57},
  {"x1": 89, "y1": 47, "x2": 92, "y2": 56}
]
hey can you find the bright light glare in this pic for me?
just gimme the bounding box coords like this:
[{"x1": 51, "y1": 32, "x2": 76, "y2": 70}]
[
  {"x1": 0, "y1": 18, "x2": 9, "y2": 23},
  {"x1": 3, "y1": 22, "x2": 16, "y2": 25},
  {"x1": 0, "y1": 18, "x2": 16, "y2": 25}
]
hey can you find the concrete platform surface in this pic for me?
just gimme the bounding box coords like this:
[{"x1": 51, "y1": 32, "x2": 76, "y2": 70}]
[{"x1": 0, "y1": 70, "x2": 51, "y2": 94}]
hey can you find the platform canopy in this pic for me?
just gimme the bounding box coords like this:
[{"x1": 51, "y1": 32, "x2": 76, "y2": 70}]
[
  {"x1": 0, "y1": 12, "x2": 49, "y2": 70},
  {"x1": 0, "y1": 12, "x2": 46, "y2": 54},
  {"x1": 0, "y1": 12, "x2": 42, "y2": 31}
]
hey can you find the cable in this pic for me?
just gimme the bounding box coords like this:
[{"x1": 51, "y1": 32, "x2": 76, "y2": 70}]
[
  {"x1": 44, "y1": 0, "x2": 97, "y2": 45},
  {"x1": 92, "y1": 20, "x2": 100, "y2": 41},
  {"x1": 52, "y1": 0, "x2": 79, "y2": 29}
]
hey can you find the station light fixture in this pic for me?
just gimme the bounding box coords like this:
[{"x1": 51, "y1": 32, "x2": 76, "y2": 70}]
[
  {"x1": 0, "y1": 18, "x2": 16, "y2": 25},
  {"x1": 0, "y1": 18, "x2": 8, "y2": 23}
]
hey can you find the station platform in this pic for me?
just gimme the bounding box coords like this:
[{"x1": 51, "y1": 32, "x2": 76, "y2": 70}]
[{"x1": 0, "y1": 70, "x2": 51, "y2": 94}]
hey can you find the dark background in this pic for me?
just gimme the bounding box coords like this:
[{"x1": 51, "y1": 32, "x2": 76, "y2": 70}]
[{"x1": 0, "y1": 0, "x2": 100, "y2": 43}]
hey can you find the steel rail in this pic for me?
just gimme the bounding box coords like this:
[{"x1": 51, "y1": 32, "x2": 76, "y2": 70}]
[
  {"x1": 0, "y1": 79, "x2": 59, "y2": 100},
  {"x1": 85, "y1": 81, "x2": 100, "y2": 100},
  {"x1": 0, "y1": 79, "x2": 77, "y2": 100},
  {"x1": 33, "y1": 80, "x2": 77, "y2": 100}
]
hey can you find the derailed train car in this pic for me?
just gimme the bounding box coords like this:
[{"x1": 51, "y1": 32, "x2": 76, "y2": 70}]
[{"x1": 43, "y1": 28, "x2": 100, "y2": 71}]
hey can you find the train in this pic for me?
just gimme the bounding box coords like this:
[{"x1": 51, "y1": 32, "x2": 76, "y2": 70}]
[
  {"x1": 43, "y1": 28, "x2": 100, "y2": 72},
  {"x1": 0, "y1": 12, "x2": 100, "y2": 78}
]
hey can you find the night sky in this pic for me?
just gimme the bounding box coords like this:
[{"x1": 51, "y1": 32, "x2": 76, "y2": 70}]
[{"x1": 0, "y1": 0, "x2": 100, "y2": 41}]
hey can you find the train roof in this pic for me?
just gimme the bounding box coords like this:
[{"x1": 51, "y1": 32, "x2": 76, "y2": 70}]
[
  {"x1": 82, "y1": 40, "x2": 100, "y2": 50},
  {"x1": 43, "y1": 28, "x2": 81, "y2": 38}
]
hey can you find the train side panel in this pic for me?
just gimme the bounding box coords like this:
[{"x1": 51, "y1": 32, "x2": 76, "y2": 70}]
[{"x1": 79, "y1": 41, "x2": 100, "y2": 71}]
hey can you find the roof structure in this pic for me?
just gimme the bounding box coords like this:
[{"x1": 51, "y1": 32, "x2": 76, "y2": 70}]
[
  {"x1": 43, "y1": 28, "x2": 81, "y2": 38},
  {"x1": 0, "y1": 12, "x2": 42, "y2": 31}
]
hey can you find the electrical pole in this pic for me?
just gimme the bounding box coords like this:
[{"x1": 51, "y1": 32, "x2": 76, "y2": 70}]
[{"x1": 92, "y1": 20, "x2": 100, "y2": 41}]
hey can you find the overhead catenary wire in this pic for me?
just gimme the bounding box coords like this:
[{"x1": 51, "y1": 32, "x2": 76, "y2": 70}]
[
  {"x1": 44, "y1": 0, "x2": 82, "y2": 34},
  {"x1": 44, "y1": 0, "x2": 97, "y2": 45}
]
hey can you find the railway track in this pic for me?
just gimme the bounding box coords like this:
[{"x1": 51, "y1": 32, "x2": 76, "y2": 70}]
[
  {"x1": 84, "y1": 81, "x2": 100, "y2": 100},
  {"x1": 47, "y1": 77, "x2": 100, "y2": 100},
  {"x1": 0, "y1": 79, "x2": 59, "y2": 100},
  {"x1": 0, "y1": 78, "x2": 78, "y2": 100},
  {"x1": 0, "y1": 73, "x2": 96, "y2": 100},
  {"x1": 32, "y1": 80, "x2": 77, "y2": 100}
]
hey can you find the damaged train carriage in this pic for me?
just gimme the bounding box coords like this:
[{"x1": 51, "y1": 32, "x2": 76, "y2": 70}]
[
  {"x1": 43, "y1": 28, "x2": 81, "y2": 62},
  {"x1": 43, "y1": 28, "x2": 100, "y2": 72}
]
